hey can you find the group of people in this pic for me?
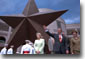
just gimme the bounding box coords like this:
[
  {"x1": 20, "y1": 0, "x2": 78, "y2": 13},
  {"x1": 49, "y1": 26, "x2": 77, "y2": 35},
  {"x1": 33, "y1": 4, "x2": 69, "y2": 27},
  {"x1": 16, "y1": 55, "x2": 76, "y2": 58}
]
[
  {"x1": 43, "y1": 25, "x2": 80, "y2": 54},
  {"x1": 0, "y1": 25, "x2": 80, "y2": 54},
  {"x1": 0, "y1": 44, "x2": 14, "y2": 54},
  {"x1": 0, "y1": 32, "x2": 45, "y2": 54},
  {"x1": 21, "y1": 32, "x2": 45, "y2": 54}
]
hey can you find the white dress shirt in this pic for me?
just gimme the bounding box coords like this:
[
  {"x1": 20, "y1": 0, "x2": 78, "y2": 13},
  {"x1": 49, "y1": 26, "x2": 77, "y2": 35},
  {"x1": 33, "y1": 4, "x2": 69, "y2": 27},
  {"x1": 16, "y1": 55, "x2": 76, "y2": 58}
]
[
  {"x1": 21, "y1": 44, "x2": 33, "y2": 54},
  {"x1": 0, "y1": 47, "x2": 7, "y2": 54},
  {"x1": 7, "y1": 48, "x2": 13, "y2": 54},
  {"x1": 59, "y1": 34, "x2": 63, "y2": 40}
]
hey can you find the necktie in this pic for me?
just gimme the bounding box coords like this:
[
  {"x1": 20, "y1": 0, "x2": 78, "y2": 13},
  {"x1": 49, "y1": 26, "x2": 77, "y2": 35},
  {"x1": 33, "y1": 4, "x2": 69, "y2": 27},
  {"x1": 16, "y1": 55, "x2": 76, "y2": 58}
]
[{"x1": 59, "y1": 35, "x2": 62, "y2": 43}]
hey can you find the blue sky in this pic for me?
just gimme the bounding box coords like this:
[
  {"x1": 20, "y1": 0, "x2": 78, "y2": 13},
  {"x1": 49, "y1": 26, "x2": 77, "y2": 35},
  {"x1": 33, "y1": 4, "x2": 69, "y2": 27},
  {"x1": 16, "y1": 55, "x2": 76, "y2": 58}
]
[{"x1": 0, "y1": 0, "x2": 80, "y2": 24}]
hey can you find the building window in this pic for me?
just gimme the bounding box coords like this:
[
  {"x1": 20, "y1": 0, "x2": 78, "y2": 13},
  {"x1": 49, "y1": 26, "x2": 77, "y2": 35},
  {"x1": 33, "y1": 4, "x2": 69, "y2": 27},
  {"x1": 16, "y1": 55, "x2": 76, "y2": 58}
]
[
  {"x1": 57, "y1": 21, "x2": 61, "y2": 28},
  {"x1": 0, "y1": 37, "x2": 6, "y2": 43},
  {"x1": 67, "y1": 29, "x2": 75, "y2": 35},
  {"x1": 53, "y1": 29, "x2": 57, "y2": 32},
  {"x1": 77, "y1": 28, "x2": 80, "y2": 35}
]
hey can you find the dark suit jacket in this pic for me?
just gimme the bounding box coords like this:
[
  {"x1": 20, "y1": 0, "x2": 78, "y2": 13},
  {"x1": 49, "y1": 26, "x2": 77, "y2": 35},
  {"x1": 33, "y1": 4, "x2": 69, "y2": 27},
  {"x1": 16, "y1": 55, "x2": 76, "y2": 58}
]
[{"x1": 46, "y1": 30, "x2": 68, "y2": 52}]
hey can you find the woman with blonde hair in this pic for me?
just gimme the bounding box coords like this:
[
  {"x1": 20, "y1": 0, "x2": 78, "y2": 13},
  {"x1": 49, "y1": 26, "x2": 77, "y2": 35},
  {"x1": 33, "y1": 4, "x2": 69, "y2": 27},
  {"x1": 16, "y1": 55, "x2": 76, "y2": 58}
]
[{"x1": 34, "y1": 32, "x2": 45, "y2": 54}]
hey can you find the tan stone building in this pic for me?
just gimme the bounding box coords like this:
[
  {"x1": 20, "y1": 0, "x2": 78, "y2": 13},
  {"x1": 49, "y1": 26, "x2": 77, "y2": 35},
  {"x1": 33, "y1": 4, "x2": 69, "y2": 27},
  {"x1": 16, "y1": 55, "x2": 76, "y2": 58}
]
[{"x1": 66, "y1": 24, "x2": 80, "y2": 38}]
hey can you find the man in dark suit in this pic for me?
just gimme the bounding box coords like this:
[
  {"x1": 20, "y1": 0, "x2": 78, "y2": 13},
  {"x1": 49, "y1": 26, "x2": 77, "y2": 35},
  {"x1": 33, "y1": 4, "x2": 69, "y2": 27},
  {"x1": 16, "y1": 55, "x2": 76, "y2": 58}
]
[{"x1": 43, "y1": 25, "x2": 69, "y2": 54}]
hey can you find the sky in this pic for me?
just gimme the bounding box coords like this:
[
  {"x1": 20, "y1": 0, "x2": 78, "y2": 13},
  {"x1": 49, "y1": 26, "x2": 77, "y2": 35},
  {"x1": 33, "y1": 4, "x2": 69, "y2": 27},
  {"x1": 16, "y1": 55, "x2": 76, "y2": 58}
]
[{"x1": 0, "y1": 0, "x2": 80, "y2": 24}]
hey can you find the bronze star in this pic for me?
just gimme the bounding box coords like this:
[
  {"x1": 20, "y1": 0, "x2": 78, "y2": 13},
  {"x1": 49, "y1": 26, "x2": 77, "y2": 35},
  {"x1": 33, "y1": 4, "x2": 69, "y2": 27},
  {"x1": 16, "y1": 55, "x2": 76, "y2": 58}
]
[{"x1": 0, "y1": 0, "x2": 68, "y2": 53}]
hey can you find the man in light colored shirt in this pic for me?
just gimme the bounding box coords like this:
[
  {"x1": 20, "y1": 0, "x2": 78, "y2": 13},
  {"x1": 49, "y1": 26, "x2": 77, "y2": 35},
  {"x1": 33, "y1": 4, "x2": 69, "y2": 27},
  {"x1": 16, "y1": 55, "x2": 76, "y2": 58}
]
[
  {"x1": 0, "y1": 44, "x2": 8, "y2": 54},
  {"x1": 7, "y1": 45, "x2": 14, "y2": 54},
  {"x1": 48, "y1": 37, "x2": 54, "y2": 54}
]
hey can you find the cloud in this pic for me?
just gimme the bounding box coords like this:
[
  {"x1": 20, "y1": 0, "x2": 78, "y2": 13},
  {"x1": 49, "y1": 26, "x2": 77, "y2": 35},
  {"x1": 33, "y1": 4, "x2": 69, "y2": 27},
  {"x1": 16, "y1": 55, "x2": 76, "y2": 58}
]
[{"x1": 65, "y1": 17, "x2": 80, "y2": 24}]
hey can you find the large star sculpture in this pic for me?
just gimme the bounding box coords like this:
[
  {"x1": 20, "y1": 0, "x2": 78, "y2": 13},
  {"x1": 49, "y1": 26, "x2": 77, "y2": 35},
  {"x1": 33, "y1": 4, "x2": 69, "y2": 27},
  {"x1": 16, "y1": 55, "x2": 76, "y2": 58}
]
[{"x1": 0, "y1": 0, "x2": 68, "y2": 53}]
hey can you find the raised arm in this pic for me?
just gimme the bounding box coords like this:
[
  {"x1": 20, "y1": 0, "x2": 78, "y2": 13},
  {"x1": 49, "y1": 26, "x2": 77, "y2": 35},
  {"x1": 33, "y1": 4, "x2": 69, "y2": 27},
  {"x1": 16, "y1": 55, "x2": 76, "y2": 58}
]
[{"x1": 43, "y1": 25, "x2": 55, "y2": 38}]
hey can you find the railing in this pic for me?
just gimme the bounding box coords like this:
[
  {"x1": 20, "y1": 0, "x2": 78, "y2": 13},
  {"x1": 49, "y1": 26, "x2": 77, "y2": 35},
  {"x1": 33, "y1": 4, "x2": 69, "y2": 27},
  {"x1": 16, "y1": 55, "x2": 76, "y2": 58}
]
[{"x1": 0, "y1": 31, "x2": 8, "y2": 35}]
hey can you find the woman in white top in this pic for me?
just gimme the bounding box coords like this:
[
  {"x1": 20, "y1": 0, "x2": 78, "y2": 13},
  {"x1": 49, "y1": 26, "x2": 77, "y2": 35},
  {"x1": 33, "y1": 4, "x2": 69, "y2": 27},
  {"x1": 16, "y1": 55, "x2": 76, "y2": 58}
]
[
  {"x1": 7, "y1": 45, "x2": 14, "y2": 54},
  {"x1": 34, "y1": 32, "x2": 45, "y2": 54},
  {"x1": 0, "y1": 44, "x2": 8, "y2": 54},
  {"x1": 21, "y1": 40, "x2": 33, "y2": 54}
]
